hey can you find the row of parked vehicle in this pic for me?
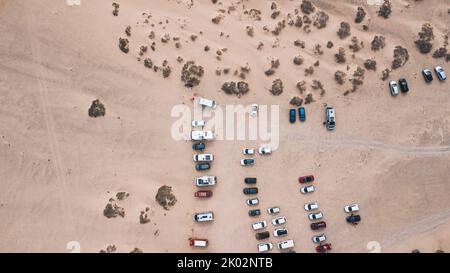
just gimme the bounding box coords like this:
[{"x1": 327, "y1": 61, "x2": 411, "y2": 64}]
[
  {"x1": 389, "y1": 66, "x2": 446, "y2": 96},
  {"x1": 240, "y1": 147, "x2": 272, "y2": 166},
  {"x1": 289, "y1": 106, "x2": 336, "y2": 132}
]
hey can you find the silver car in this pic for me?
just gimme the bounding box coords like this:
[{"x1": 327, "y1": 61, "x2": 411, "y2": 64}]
[
  {"x1": 312, "y1": 234, "x2": 327, "y2": 244},
  {"x1": 389, "y1": 80, "x2": 399, "y2": 96},
  {"x1": 435, "y1": 66, "x2": 447, "y2": 81}
]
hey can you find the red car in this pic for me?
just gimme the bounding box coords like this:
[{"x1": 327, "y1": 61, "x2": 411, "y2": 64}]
[
  {"x1": 194, "y1": 190, "x2": 213, "y2": 198},
  {"x1": 298, "y1": 175, "x2": 315, "y2": 183},
  {"x1": 316, "y1": 243, "x2": 332, "y2": 253},
  {"x1": 310, "y1": 221, "x2": 327, "y2": 231}
]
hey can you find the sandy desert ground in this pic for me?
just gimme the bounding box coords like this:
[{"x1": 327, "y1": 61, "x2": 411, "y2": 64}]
[{"x1": 0, "y1": 0, "x2": 449, "y2": 253}]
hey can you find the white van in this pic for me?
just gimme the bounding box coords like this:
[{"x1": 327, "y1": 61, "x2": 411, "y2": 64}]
[
  {"x1": 193, "y1": 212, "x2": 214, "y2": 222},
  {"x1": 277, "y1": 239, "x2": 295, "y2": 250},
  {"x1": 193, "y1": 154, "x2": 214, "y2": 162},
  {"x1": 191, "y1": 131, "x2": 214, "y2": 141},
  {"x1": 196, "y1": 176, "x2": 217, "y2": 187},
  {"x1": 196, "y1": 98, "x2": 218, "y2": 109},
  {"x1": 325, "y1": 107, "x2": 336, "y2": 130},
  {"x1": 257, "y1": 242, "x2": 273, "y2": 252}
]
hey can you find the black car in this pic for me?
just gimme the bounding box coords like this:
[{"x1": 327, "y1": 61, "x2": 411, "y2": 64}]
[
  {"x1": 243, "y1": 187, "x2": 258, "y2": 195},
  {"x1": 346, "y1": 214, "x2": 361, "y2": 225},
  {"x1": 244, "y1": 177, "x2": 257, "y2": 184},
  {"x1": 399, "y1": 78, "x2": 409, "y2": 93},
  {"x1": 423, "y1": 69, "x2": 433, "y2": 83},
  {"x1": 192, "y1": 142, "x2": 205, "y2": 151},
  {"x1": 248, "y1": 209, "x2": 261, "y2": 217},
  {"x1": 195, "y1": 163, "x2": 210, "y2": 171},
  {"x1": 255, "y1": 231, "x2": 270, "y2": 240}
]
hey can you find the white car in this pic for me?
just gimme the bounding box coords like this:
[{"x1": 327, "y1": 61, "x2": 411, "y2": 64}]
[
  {"x1": 195, "y1": 176, "x2": 217, "y2": 187},
  {"x1": 196, "y1": 97, "x2": 217, "y2": 109},
  {"x1": 193, "y1": 154, "x2": 214, "y2": 162},
  {"x1": 312, "y1": 234, "x2": 326, "y2": 244},
  {"x1": 252, "y1": 220, "x2": 267, "y2": 230},
  {"x1": 193, "y1": 212, "x2": 214, "y2": 222},
  {"x1": 246, "y1": 198, "x2": 259, "y2": 206},
  {"x1": 250, "y1": 104, "x2": 258, "y2": 117},
  {"x1": 191, "y1": 130, "x2": 214, "y2": 141},
  {"x1": 242, "y1": 148, "x2": 255, "y2": 155},
  {"x1": 304, "y1": 202, "x2": 319, "y2": 211},
  {"x1": 300, "y1": 185, "x2": 315, "y2": 194},
  {"x1": 389, "y1": 80, "x2": 399, "y2": 96},
  {"x1": 267, "y1": 207, "x2": 280, "y2": 214},
  {"x1": 240, "y1": 158, "x2": 255, "y2": 166},
  {"x1": 273, "y1": 228, "x2": 288, "y2": 237},
  {"x1": 308, "y1": 212, "x2": 323, "y2": 221},
  {"x1": 435, "y1": 66, "x2": 447, "y2": 81},
  {"x1": 257, "y1": 242, "x2": 273, "y2": 252},
  {"x1": 272, "y1": 216, "x2": 286, "y2": 226},
  {"x1": 277, "y1": 239, "x2": 294, "y2": 250},
  {"x1": 258, "y1": 147, "x2": 272, "y2": 155},
  {"x1": 191, "y1": 120, "x2": 205, "y2": 127},
  {"x1": 344, "y1": 203, "x2": 360, "y2": 213}
]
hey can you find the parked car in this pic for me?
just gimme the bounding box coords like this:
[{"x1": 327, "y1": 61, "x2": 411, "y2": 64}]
[
  {"x1": 300, "y1": 185, "x2": 315, "y2": 194},
  {"x1": 257, "y1": 242, "x2": 273, "y2": 252},
  {"x1": 195, "y1": 176, "x2": 216, "y2": 187},
  {"x1": 248, "y1": 209, "x2": 261, "y2": 217},
  {"x1": 399, "y1": 78, "x2": 409, "y2": 93},
  {"x1": 191, "y1": 120, "x2": 205, "y2": 127},
  {"x1": 277, "y1": 239, "x2": 294, "y2": 250},
  {"x1": 255, "y1": 231, "x2": 270, "y2": 240},
  {"x1": 243, "y1": 148, "x2": 255, "y2": 155},
  {"x1": 246, "y1": 198, "x2": 259, "y2": 206},
  {"x1": 272, "y1": 216, "x2": 286, "y2": 226},
  {"x1": 192, "y1": 142, "x2": 205, "y2": 151},
  {"x1": 250, "y1": 104, "x2": 259, "y2": 117},
  {"x1": 189, "y1": 238, "x2": 208, "y2": 248},
  {"x1": 193, "y1": 212, "x2": 214, "y2": 222},
  {"x1": 435, "y1": 66, "x2": 447, "y2": 81},
  {"x1": 312, "y1": 234, "x2": 326, "y2": 244},
  {"x1": 193, "y1": 154, "x2": 214, "y2": 162},
  {"x1": 304, "y1": 202, "x2": 319, "y2": 211},
  {"x1": 325, "y1": 107, "x2": 336, "y2": 130},
  {"x1": 346, "y1": 214, "x2": 361, "y2": 225},
  {"x1": 389, "y1": 80, "x2": 399, "y2": 96},
  {"x1": 273, "y1": 228, "x2": 288, "y2": 237},
  {"x1": 195, "y1": 163, "x2": 210, "y2": 171},
  {"x1": 196, "y1": 97, "x2": 217, "y2": 109},
  {"x1": 240, "y1": 158, "x2": 255, "y2": 166},
  {"x1": 191, "y1": 130, "x2": 214, "y2": 141},
  {"x1": 289, "y1": 109, "x2": 296, "y2": 123},
  {"x1": 252, "y1": 220, "x2": 267, "y2": 231},
  {"x1": 310, "y1": 221, "x2": 327, "y2": 231},
  {"x1": 244, "y1": 177, "x2": 257, "y2": 184},
  {"x1": 258, "y1": 147, "x2": 272, "y2": 155},
  {"x1": 344, "y1": 204, "x2": 360, "y2": 213},
  {"x1": 299, "y1": 107, "x2": 306, "y2": 122},
  {"x1": 267, "y1": 207, "x2": 280, "y2": 214},
  {"x1": 308, "y1": 212, "x2": 323, "y2": 221},
  {"x1": 243, "y1": 187, "x2": 258, "y2": 195},
  {"x1": 298, "y1": 175, "x2": 314, "y2": 183},
  {"x1": 423, "y1": 69, "x2": 433, "y2": 82},
  {"x1": 194, "y1": 190, "x2": 213, "y2": 198},
  {"x1": 316, "y1": 243, "x2": 332, "y2": 253}
]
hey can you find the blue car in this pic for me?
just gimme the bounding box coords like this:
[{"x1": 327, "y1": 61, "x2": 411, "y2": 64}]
[
  {"x1": 195, "y1": 163, "x2": 210, "y2": 171},
  {"x1": 298, "y1": 107, "x2": 306, "y2": 122},
  {"x1": 192, "y1": 142, "x2": 205, "y2": 151},
  {"x1": 289, "y1": 109, "x2": 296, "y2": 123}
]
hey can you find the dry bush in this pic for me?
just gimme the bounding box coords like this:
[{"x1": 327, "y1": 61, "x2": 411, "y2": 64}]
[{"x1": 337, "y1": 22, "x2": 351, "y2": 39}]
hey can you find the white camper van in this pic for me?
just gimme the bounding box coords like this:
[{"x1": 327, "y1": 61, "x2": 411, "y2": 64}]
[
  {"x1": 191, "y1": 131, "x2": 215, "y2": 141},
  {"x1": 196, "y1": 98, "x2": 218, "y2": 109}
]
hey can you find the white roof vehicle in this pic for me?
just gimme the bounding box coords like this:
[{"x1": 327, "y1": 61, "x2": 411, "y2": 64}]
[
  {"x1": 252, "y1": 220, "x2": 267, "y2": 230},
  {"x1": 312, "y1": 234, "x2": 326, "y2": 244},
  {"x1": 193, "y1": 212, "x2": 214, "y2": 222},
  {"x1": 344, "y1": 203, "x2": 360, "y2": 213},
  {"x1": 191, "y1": 131, "x2": 214, "y2": 141},
  {"x1": 191, "y1": 120, "x2": 206, "y2": 127},
  {"x1": 193, "y1": 154, "x2": 214, "y2": 162},
  {"x1": 267, "y1": 207, "x2": 280, "y2": 214},
  {"x1": 300, "y1": 185, "x2": 315, "y2": 194},
  {"x1": 435, "y1": 66, "x2": 447, "y2": 81},
  {"x1": 308, "y1": 212, "x2": 323, "y2": 221},
  {"x1": 246, "y1": 198, "x2": 259, "y2": 206},
  {"x1": 258, "y1": 147, "x2": 272, "y2": 155},
  {"x1": 389, "y1": 80, "x2": 399, "y2": 96},
  {"x1": 195, "y1": 176, "x2": 217, "y2": 187},
  {"x1": 257, "y1": 242, "x2": 273, "y2": 253},
  {"x1": 196, "y1": 97, "x2": 217, "y2": 109},
  {"x1": 242, "y1": 148, "x2": 255, "y2": 155},
  {"x1": 304, "y1": 202, "x2": 319, "y2": 211},
  {"x1": 250, "y1": 104, "x2": 258, "y2": 117},
  {"x1": 325, "y1": 107, "x2": 336, "y2": 131},
  {"x1": 277, "y1": 239, "x2": 295, "y2": 250},
  {"x1": 272, "y1": 216, "x2": 286, "y2": 226}
]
